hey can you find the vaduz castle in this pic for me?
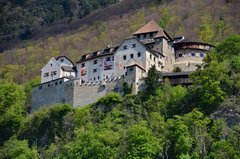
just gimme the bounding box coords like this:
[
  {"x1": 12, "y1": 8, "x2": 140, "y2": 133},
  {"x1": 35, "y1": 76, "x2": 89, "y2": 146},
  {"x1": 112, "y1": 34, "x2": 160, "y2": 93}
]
[{"x1": 31, "y1": 20, "x2": 214, "y2": 111}]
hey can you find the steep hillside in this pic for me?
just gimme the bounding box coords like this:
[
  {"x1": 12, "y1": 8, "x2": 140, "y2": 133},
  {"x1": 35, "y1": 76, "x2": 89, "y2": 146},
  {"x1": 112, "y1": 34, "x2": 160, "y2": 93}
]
[
  {"x1": 0, "y1": 0, "x2": 239, "y2": 84},
  {"x1": 0, "y1": 0, "x2": 119, "y2": 45}
]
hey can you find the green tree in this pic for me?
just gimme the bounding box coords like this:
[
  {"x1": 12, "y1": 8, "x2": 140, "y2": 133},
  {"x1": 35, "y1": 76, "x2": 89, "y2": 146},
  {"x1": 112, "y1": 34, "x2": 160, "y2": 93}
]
[
  {"x1": 144, "y1": 65, "x2": 162, "y2": 97},
  {"x1": 64, "y1": 128, "x2": 120, "y2": 159},
  {"x1": 124, "y1": 122, "x2": 163, "y2": 159},
  {"x1": 122, "y1": 82, "x2": 132, "y2": 96},
  {"x1": 198, "y1": 15, "x2": 214, "y2": 43},
  {"x1": 159, "y1": 8, "x2": 170, "y2": 29},
  {"x1": 216, "y1": 35, "x2": 240, "y2": 58},
  {"x1": 209, "y1": 140, "x2": 239, "y2": 159},
  {"x1": 0, "y1": 138, "x2": 39, "y2": 159},
  {"x1": 18, "y1": 104, "x2": 72, "y2": 147},
  {"x1": 0, "y1": 82, "x2": 26, "y2": 145}
]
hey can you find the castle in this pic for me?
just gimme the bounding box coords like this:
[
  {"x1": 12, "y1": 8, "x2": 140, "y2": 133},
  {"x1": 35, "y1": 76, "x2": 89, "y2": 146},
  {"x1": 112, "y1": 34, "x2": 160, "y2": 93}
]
[{"x1": 31, "y1": 20, "x2": 214, "y2": 111}]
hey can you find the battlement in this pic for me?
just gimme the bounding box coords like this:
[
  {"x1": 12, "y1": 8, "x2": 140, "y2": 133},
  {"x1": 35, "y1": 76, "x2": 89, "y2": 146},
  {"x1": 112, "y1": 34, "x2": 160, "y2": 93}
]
[{"x1": 31, "y1": 75, "x2": 129, "y2": 112}]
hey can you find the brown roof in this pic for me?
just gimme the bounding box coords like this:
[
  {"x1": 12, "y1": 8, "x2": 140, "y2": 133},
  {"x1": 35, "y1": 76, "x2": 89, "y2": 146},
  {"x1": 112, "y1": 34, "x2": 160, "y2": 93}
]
[
  {"x1": 126, "y1": 60, "x2": 145, "y2": 71},
  {"x1": 132, "y1": 20, "x2": 171, "y2": 40},
  {"x1": 76, "y1": 46, "x2": 119, "y2": 63}
]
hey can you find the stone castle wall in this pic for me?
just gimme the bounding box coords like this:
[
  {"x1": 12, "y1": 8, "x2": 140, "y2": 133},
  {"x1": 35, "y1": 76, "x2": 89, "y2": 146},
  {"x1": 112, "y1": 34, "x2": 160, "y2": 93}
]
[
  {"x1": 72, "y1": 79, "x2": 124, "y2": 107},
  {"x1": 31, "y1": 78, "x2": 74, "y2": 112},
  {"x1": 31, "y1": 77, "x2": 128, "y2": 112}
]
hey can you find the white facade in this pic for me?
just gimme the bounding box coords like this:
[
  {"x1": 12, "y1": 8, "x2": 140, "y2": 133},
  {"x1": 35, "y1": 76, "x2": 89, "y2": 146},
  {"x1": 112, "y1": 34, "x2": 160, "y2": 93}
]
[
  {"x1": 114, "y1": 38, "x2": 164, "y2": 78},
  {"x1": 41, "y1": 56, "x2": 76, "y2": 83},
  {"x1": 76, "y1": 54, "x2": 115, "y2": 82},
  {"x1": 75, "y1": 37, "x2": 166, "y2": 84}
]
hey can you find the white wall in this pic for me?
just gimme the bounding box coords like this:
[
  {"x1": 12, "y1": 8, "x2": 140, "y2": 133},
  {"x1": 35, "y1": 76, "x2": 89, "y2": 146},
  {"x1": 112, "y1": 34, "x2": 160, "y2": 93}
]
[
  {"x1": 77, "y1": 55, "x2": 114, "y2": 82},
  {"x1": 41, "y1": 57, "x2": 76, "y2": 84},
  {"x1": 41, "y1": 58, "x2": 61, "y2": 83},
  {"x1": 145, "y1": 51, "x2": 164, "y2": 72},
  {"x1": 114, "y1": 38, "x2": 147, "y2": 77}
]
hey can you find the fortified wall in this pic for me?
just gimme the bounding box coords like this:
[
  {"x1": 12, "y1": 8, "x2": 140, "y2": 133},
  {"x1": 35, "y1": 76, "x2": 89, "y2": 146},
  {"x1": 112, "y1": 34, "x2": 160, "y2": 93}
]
[{"x1": 31, "y1": 67, "x2": 144, "y2": 112}]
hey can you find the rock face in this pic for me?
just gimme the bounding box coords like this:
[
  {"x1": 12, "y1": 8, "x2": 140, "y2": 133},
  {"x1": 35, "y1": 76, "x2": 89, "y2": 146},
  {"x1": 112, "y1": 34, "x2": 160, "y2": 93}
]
[{"x1": 211, "y1": 98, "x2": 240, "y2": 127}]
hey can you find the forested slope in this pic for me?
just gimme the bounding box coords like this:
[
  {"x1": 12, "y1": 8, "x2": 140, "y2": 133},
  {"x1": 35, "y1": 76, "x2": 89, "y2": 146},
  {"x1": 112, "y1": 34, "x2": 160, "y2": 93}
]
[
  {"x1": 0, "y1": 35, "x2": 240, "y2": 158},
  {"x1": 0, "y1": 0, "x2": 119, "y2": 42},
  {"x1": 0, "y1": 1, "x2": 240, "y2": 158},
  {"x1": 0, "y1": 0, "x2": 240, "y2": 84}
]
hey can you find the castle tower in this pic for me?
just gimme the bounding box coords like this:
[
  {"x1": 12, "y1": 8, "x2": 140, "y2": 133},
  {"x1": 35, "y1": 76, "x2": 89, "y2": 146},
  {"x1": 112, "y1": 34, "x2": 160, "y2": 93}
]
[{"x1": 132, "y1": 20, "x2": 175, "y2": 72}]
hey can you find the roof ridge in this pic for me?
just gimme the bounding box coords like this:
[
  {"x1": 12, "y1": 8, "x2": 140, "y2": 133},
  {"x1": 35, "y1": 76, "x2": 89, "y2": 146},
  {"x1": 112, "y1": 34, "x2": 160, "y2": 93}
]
[{"x1": 132, "y1": 20, "x2": 164, "y2": 35}]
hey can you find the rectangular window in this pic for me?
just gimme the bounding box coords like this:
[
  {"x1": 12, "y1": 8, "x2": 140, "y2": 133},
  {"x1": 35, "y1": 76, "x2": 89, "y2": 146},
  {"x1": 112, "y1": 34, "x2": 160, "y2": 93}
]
[
  {"x1": 112, "y1": 57, "x2": 114, "y2": 61},
  {"x1": 191, "y1": 53, "x2": 196, "y2": 57},
  {"x1": 98, "y1": 76, "x2": 100, "y2": 79},
  {"x1": 81, "y1": 63, "x2": 85, "y2": 67},
  {"x1": 44, "y1": 72, "x2": 49, "y2": 77},
  {"x1": 130, "y1": 54, "x2": 134, "y2": 59},
  {"x1": 93, "y1": 68, "x2": 97, "y2": 73},
  {"x1": 59, "y1": 81, "x2": 62, "y2": 84},
  {"x1": 123, "y1": 55, "x2": 127, "y2": 60},
  {"x1": 154, "y1": 57, "x2": 156, "y2": 62},
  {"x1": 51, "y1": 71, "x2": 57, "y2": 76},
  {"x1": 130, "y1": 68, "x2": 134, "y2": 71},
  {"x1": 93, "y1": 60, "x2": 97, "y2": 64},
  {"x1": 138, "y1": 52, "x2": 141, "y2": 57},
  {"x1": 94, "y1": 77, "x2": 96, "y2": 81},
  {"x1": 132, "y1": 44, "x2": 136, "y2": 48},
  {"x1": 106, "y1": 57, "x2": 111, "y2": 61},
  {"x1": 123, "y1": 45, "x2": 127, "y2": 50},
  {"x1": 55, "y1": 82, "x2": 58, "y2": 85},
  {"x1": 39, "y1": 85, "x2": 42, "y2": 90},
  {"x1": 200, "y1": 53, "x2": 204, "y2": 57},
  {"x1": 150, "y1": 54, "x2": 152, "y2": 59}
]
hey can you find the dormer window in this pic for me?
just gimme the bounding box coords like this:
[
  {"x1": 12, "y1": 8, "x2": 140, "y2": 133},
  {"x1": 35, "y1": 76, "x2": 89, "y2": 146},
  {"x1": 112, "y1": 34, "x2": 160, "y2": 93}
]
[
  {"x1": 123, "y1": 45, "x2": 127, "y2": 50},
  {"x1": 149, "y1": 32, "x2": 153, "y2": 37},
  {"x1": 82, "y1": 55, "x2": 86, "y2": 59}
]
